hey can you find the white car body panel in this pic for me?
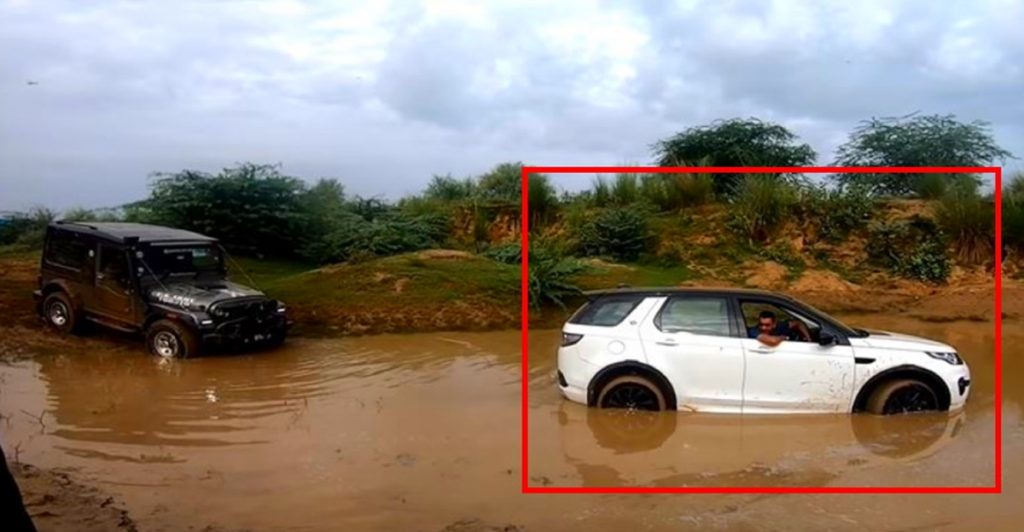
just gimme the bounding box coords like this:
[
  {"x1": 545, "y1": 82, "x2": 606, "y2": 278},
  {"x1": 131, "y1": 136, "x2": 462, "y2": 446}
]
[
  {"x1": 557, "y1": 291, "x2": 972, "y2": 415},
  {"x1": 740, "y1": 338, "x2": 855, "y2": 413}
]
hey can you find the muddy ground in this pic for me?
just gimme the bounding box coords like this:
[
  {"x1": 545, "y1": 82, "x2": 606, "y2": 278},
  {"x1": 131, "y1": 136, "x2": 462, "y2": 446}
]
[
  {"x1": 0, "y1": 304, "x2": 1019, "y2": 531},
  {"x1": 1, "y1": 248, "x2": 1019, "y2": 530}
]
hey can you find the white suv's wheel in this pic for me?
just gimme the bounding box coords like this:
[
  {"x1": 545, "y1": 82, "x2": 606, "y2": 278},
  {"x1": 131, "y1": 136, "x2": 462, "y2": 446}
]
[
  {"x1": 597, "y1": 375, "x2": 667, "y2": 412},
  {"x1": 867, "y1": 379, "x2": 939, "y2": 415}
]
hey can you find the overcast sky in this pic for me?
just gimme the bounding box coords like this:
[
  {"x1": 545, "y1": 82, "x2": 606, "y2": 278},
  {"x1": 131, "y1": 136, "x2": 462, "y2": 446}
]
[{"x1": 2, "y1": 0, "x2": 1022, "y2": 212}]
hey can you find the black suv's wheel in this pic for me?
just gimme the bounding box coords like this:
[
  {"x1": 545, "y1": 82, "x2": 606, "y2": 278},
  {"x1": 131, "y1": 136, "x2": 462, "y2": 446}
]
[
  {"x1": 867, "y1": 379, "x2": 939, "y2": 415},
  {"x1": 42, "y1": 292, "x2": 80, "y2": 334},
  {"x1": 597, "y1": 375, "x2": 667, "y2": 412},
  {"x1": 146, "y1": 320, "x2": 199, "y2": 359}
]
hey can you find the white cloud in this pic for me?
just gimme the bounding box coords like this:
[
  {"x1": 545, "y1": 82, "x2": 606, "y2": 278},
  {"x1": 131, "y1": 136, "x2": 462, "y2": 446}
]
[{"x1": 0, "y1": 0, "x2": 1021, "y2": 211}]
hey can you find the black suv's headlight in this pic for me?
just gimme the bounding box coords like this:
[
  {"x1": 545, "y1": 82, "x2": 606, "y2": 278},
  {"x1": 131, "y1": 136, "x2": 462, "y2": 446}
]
[
  {"x1": 276, "y1": 302, "x2": 286, "y2": 314},
  {"x1": 926, "y1": 351, "x2": 963, "y2": 365}
]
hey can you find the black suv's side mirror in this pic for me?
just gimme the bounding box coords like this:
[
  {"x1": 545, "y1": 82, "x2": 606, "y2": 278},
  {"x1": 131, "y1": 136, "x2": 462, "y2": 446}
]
[{"x1": 818, "y1": 332, "x2": 836, "y2": 346}]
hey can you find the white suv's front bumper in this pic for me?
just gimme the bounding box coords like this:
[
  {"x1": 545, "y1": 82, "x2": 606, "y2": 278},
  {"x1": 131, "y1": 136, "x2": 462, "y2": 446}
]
[{"x1": 945, "y1": 364, "x2": 972, "y2": 411}]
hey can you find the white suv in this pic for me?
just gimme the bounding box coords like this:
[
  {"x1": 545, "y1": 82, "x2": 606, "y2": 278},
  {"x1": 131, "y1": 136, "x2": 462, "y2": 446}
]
[{"x1": 557, "y1": 288, "x2": 971, "y2": 415}]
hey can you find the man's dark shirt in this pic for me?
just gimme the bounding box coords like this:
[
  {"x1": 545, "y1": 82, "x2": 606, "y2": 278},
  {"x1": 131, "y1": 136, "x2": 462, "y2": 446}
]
[{"x1": 747, "y1": 321, "x2": 792, "y2": 339}]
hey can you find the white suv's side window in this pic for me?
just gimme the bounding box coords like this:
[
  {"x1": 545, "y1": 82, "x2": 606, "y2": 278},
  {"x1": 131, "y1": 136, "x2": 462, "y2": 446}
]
[
  {"x1": 655, "y1": 297, "x2": 733, "y2": 337},
  {"x1": 569, "y1": 296, "x2": 644, "y2": 327}
]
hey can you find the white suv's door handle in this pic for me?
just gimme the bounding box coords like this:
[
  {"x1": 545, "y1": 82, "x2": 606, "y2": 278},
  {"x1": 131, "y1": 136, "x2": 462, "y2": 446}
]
[
  {"x1": 655, "y1": 339, "x2": 678, "y2": 346},
  {"x1": 751, "y1": 346, "x2": 773, "y2": 353}
]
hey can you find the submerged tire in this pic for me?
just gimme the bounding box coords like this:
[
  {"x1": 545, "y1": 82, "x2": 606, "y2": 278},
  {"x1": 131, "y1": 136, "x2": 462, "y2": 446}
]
[
  {"x1": 866, "y1": 379, "x2": 939, "y2": 415},
  {"x1": 146, "y1": 319, "x2": 199, "y2": 359},
  {"x1": 596, "y1": 375, "x2": 667, "y2": 412},
  {"x1": 43, "y1": 291, "x2": 80, "y2": 334}
]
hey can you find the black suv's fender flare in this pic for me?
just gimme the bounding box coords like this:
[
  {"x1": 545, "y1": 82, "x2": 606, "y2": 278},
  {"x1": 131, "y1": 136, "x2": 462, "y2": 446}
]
[
  {"x1": 852, "y1": 364, "x2": 952, "y2": 412},
  {"x1": 587, "y1": 360, "x2": 678, "y2": 409},
  {"x1": 142, "y1": 306, "x2": 200, "y2": 333},
  {"x1": 39, "y1": 280, "x2": 82, "y2": 313}
]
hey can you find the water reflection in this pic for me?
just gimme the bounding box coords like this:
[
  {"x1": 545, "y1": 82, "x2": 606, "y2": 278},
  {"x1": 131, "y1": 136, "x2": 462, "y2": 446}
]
[
  {"x1": 554, "y1": 401, "x2": 967, "y2": 487},
  {"x1": 30, "y1": 334, "x2": 513, "y2": 451}
]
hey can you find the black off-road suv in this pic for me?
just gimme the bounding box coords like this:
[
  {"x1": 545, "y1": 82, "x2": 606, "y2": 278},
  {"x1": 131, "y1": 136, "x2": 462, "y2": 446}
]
[{"x1": 34, "y1": 221, "x2": 290, "y2": 358}]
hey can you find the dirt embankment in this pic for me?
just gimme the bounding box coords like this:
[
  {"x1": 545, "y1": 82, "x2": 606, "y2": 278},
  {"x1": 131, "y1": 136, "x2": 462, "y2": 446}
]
[{"x1": 0, "y1": 246, "x2": 1016, "y2": 345}]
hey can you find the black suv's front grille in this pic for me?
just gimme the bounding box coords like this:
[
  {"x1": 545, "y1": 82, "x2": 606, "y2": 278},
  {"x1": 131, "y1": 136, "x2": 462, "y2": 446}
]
[
  {"x1": 208, "y1": 298, "x2": 282, "y2": 342},
  {"x1": 211, "y1": 298, "x2": 276, "y2": 321}
]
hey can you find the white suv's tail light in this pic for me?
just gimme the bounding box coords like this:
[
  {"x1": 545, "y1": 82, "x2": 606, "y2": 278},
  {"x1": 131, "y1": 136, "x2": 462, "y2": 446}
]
[{"x1": 561, "y1": 333, "x2": 583, "y2": 346}]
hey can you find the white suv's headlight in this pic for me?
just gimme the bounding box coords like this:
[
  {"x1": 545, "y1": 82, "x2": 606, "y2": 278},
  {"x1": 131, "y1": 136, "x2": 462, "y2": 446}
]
[{"x1": 926, "y1": 351, "x2": 963, "y2": 365}]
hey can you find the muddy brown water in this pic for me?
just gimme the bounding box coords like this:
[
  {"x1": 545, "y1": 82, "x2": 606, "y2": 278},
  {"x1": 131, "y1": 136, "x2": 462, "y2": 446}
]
[{"x1": 0, "y1": 314, "x2": 1021, "y2": 531}]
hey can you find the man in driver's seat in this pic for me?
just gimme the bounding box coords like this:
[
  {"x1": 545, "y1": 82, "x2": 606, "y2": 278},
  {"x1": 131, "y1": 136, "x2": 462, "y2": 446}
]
[{"x1": 749, "y1": 310, "x2": 811, "y2": 346}]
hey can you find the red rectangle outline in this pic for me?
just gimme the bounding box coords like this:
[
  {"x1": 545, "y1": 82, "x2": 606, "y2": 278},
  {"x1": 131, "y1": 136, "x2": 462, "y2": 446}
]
[{"x1": 520, "y1": 166, "x2": 1003, "y2": 494}]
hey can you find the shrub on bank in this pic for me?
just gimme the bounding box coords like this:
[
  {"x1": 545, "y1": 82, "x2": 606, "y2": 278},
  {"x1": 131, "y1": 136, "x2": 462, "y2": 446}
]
[
  {"x1": 935, "y1": 188, "x2": 994, "y2": 265},
  {"x1": 1004, "y1": 174, "x2": 1024, "y2": 255},
  {"x1": 726, "y1": 175, "x2": 799, "y2": 243},
  {"x1": 482, "y1": 242, "x2": 586, "y2": 310},
  {"x1": 576, "y1": 206, "x2": 651, "y2": 261},
  {"x1": 640, "y1": 173, "x2": 715, "y2": 211},
  {"x1": 796, "y1": 184, "x2": 876, "y2": 243},
  {"x1": 868, "y1": 217, "x2": 951, "y2": 282}
]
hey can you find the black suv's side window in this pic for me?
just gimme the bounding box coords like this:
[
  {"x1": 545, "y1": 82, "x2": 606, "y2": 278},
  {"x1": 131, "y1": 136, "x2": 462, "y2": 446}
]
[
  {"x1": 98, "y1": 245, "x2": 129, "y2": 285},
  {"x1": 45, "y1": 231, "x2": 90, "y2": 270}
]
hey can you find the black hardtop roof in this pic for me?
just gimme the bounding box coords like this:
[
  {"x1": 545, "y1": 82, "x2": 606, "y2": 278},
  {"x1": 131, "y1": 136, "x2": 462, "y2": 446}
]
[
  {"x1": 583, "y1": 286, "x2": 794, "y2": 300},
  {"x1": 52, "y1": 221, "x2": 218, "y2": 244}
]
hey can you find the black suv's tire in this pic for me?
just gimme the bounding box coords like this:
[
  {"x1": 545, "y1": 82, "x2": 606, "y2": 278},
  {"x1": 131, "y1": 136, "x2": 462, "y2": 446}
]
[
  {"x1": 146, "y1": 320, "x2": 200, "y2": 359},
  {"x1": 597, "y1": 375, "x2": 667, "y2": 412},
  {"x1": 866, "y1": 379, "x2": 939, "y2": 415},
  {"x1": 42, "y1": 292, "x2": 81, "y2": 334}
]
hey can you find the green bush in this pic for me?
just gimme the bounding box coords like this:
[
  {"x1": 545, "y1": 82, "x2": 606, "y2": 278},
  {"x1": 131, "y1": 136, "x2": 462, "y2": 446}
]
[
  {"x1": 914, "y1": 173, "x2": 981, "y2": 199},
  {"x1": 727, "y1": 175, "x2": 799, "y2": 243},
  {"x1": 303, "y1": 211, "x2": 447, "y2": 264},
  {"x1": 528, "y1": 248, "x2": 587, "y2": 309},
  {"x1": 868, "y1": 217, "x2": 951, "y2": 282},
  {"x1": 577, "y1": 207, "x2": 650, "y2": 261},
  {"x1": 935, "y1": 188, "x2": 994, "y2": 265},
  {"x1": 591, "y1": 177, "x2": 612, "y2": 207},
  {"x1": 611, "y1": 174, "x2": 641, "y2": 205},
  {"x1": 1004, "y1": 173, "x2": 1024, "y2": 254},
  {"x1": 483, "y1": 243, "x2": 522, "y2": 264},
  {"x1": 797, "y1": 184, "x2": 876, "y2": 242},
  {"x1": 640, "y1": 173, "x2": 715, "y2": 211}
]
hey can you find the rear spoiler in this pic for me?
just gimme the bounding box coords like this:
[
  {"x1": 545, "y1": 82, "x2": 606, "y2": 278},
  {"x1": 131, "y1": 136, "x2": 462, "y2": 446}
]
[{"x1": 581, "y1": 284, "x2": 634, "y2": 300}]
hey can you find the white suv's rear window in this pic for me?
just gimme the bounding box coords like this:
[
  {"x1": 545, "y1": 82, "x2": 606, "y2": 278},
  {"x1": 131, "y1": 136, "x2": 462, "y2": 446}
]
[{"x1": 569, "y1": 296, "x2": 643, "y2": 327}]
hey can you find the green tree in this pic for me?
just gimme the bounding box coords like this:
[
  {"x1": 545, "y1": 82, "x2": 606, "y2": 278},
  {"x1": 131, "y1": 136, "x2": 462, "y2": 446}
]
[
  {"x1": 424, "y1": 174, "x2": 475, "y2": 202},
  {"x1": 477, "y1": 162, "x2": 523, "y2": 201},
  {"x1": 475, "y1": 162, "x2": 557, "y2": 229},
  {"x1": 833, "y1": 114, "x2": 1012, "y2": 196},
  {"x1": 143, "y1": 163, "x2": 308, "y2": 257},
  {"x1": 652, "y1": 118, "x2": 816, "y2": 195}
]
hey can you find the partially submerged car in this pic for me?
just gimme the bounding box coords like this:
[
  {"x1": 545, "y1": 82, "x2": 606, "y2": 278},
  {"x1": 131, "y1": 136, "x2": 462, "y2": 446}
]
[
  {"x1": 557, "y1": 287, "x2": 971, "y2": 415},
  {"x1": 34, "y1": 221, "x2": 289, "y2": 358}
]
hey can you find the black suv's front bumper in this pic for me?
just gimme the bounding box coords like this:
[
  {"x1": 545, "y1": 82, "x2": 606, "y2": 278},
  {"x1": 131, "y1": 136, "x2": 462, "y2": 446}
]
[{"x1": 199, "y1": 312, "x2": 290, "y2": 347}]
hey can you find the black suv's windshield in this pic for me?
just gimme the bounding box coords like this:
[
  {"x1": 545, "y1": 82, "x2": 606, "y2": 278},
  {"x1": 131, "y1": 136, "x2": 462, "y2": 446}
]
[{"x1": 139, "y1": 244, "x2": 225, "y2": 277}]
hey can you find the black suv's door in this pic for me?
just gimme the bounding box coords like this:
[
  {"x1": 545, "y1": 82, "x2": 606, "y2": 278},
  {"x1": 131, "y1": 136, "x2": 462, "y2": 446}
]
[{"x1": 93, "y1": 243, "x2": 135, "y2": 324}]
